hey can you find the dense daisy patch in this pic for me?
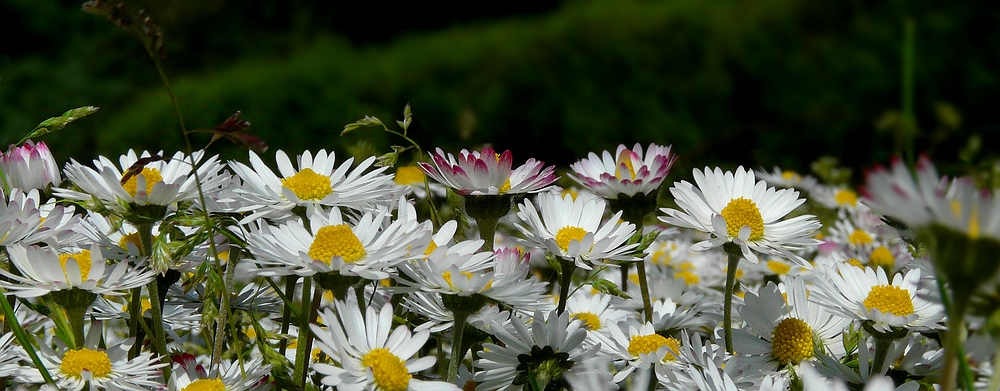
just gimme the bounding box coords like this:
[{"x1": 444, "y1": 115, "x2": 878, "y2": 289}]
[{"x1": 0, "y1": 135, "x2": 995, "y2": 391}]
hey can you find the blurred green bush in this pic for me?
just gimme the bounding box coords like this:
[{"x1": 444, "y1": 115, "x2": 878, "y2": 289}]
[{"x1": 2, "y1": 0, "x2": 997, "y2": 179}]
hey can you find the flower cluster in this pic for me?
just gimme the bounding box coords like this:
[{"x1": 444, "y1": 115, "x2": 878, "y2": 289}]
[{"x1": 0, "y1": 138, "x2": 991, "y2": 391}]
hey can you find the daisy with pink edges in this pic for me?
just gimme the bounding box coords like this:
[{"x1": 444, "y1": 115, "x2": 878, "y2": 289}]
[
  {"x1": 418, "y1": 147, "x2": 556, "y2": 195},
  {"x1": 568, "y1": 142, "x2": 677, "y2": 199}
]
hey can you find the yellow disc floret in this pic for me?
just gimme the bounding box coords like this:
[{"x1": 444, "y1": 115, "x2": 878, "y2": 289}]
[
  {"x1": 864, "y1": 285, "x2": 914, "y2": 316},
  {"x1": 309, "y1": 224, "x2": 366, "y2": 264},
  {"x1": 393, "y1": 166, "x2": 426, "y2": 186},
  {"x1": 848, "y1": 229, "x2": 874, "y2": 246},
  {"x1": 122, "y1": 167, "x2": 163, "y2": 197},
  {"x1": 182, "y1": 378, "x2": 226, "y2": 391},
  {"x1": 834, "y1": 189, "x2": 858, "y2": 207},
  {"x1": 362, "y1": 348, "x2": 411, "y2": 391},
  {"x1": 771, "y1": 317, "x2": 814, "y2": 364},
  {"x1": 617, "y1": 150, "x2": 637, "y2": 180},
  {"x1": 868, "y1": 246, "x2": 895, "y2": 270},
  {"x1": 281, "y1": 168, "x2": 333, "y2": 201},
  {"x1": 628, "y1": 334, "x2": 680, "y2": 361},
  {"x1": 60, "y1": 348, "x2": 112, "y2": 379},
  {"x1": 766, "y1": 260, "x2": 791, "y2": 275},
  {"x1": 571, "y1": 312, "x2": 602, "y2": 330},
  {"x1": 720, "y1": 198, "x2": 765, "y2": 241},
  {"x1": 59, "y1": 250, "x2": 93, "y2": 281},
  {"x1": 556, "y1": 226, "x2": 589, "y2": 253}
]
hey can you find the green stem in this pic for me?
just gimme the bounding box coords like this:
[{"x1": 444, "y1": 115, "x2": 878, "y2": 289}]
[
  {"x1": 871, "y1": 336, "x2": 893, "y2": 375},
  {"x1": 556, "y1": 259, "x2": 578, "y2": 315},
  {"x1": 65, "y1": 305, "x2": 88, "y2": 349},
  {"x1": 446, "y1": 310, "x2": 470, "y2": 383},
  {"x1": 127, "y1": 287, "x2": 143, "y2": 359},
  {"x1": 941, "y1": 295, "x2": 970, "y2": 391},
  {"x1": 292, "y1": 277, "x2": 317, "y2": 388},
  {"x1": 722, "y1": 243, "x2": 742, "y2": 354},
  {"x1": 476, "y1": 215, "x2": 499, "y2": 253},
  {"x1": 635, "y1": 261, "x2": 654, "y2": 324},
  {"x1": 145, "y1": 279, "x2": 171, "y2": 380},
  {"x1": 0, "y1": 288, "x2": 54, "y2": 384},
  {"x1": 210, "y1": 248, "x2": 240, "y2": 377},
  {"x1": 278, "y1": 275, "x2": 299, "y2": 356}
]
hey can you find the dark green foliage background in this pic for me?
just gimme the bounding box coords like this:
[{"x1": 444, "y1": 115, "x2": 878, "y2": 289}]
[{"x1": 2, "y1": 0, "x2": 997, "y2": 182}]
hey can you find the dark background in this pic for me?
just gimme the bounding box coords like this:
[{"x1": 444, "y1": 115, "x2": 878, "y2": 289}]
[{"x1": 2, "y1": 0, "x2": 998, "y2": 185}]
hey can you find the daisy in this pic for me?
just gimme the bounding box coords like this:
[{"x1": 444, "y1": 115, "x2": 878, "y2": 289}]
[
  {"x1": 810, "y1": 264, "x2": 944, "y2": 334},
  {"x1": 0, "y1": 242, "x2": 155, "y2": 298},
  {"x1": 809, "y1": 183, "x2": 864, "y2": 217},
  {"x1": 229, "y1": 149, "x2": 396, "y2": 222},
  {"x1": 568, "y1": 143, "x2": 677, "y2": 199},
  {"x1": 0, "y1": 140, "x2": 62, "y2": 192},
  {"x1": 56, "y1": 149, "x2": 226, "y2": 213},
  {"x1": 18, "y1": 321, "x2": 166, "y2": 390},
  {"x1": 247, "y1": 205, "x2": 431, "y2": 281},
  {"x1": 0, "y1": 332, "x2": 22, "y2": 378},
  {"x1": 392, "y1": 165, "x2": 446, "y2": 200},
  {"x1": 595, "y1": 319, "x2": 683, "y2": 382},
  {"x1": 733, "y1": 278, "x2": 851, "y2": 371},
  {"x1": 474, "y1": 309, "x2": 605, "y2": 391},
  {"x1": 0, "y1": 188, "x2": 80, "y2": 247},
  {"x1": 514, "y1": 190, "x2": 639, "y2": 270},
  {"x1": 755, "y1": 167, "x2": 818, "y2": 192},
  {"x1": 563, "y1": 290, "x2": 632, "y2": 347},
  {"x1": 658, "y1": 166, "x2": 821, "y2": 264},
  {"x1": 168, "y1": 353, "x2": 272, "y2": 391},
  {"x1": 418, "y1": 146, "x2": 557, "y2": 196},
  {"x1": 309, "y1": 296, "x2": 459, "y2": 391}
]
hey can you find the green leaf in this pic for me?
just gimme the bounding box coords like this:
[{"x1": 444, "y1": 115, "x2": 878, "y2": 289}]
[
  {"x1": 588, "y1": 278, "x2": 631, "y2": 299},
  {"x1": 341, "y1": 116, "x2": 387, "y2": 135},
  {"x1": 21, "y1": 106, "x2": 99, "y2": 143}
]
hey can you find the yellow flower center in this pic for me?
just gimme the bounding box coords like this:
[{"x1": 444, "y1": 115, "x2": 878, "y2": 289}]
[
  {"x1": 951, "y1": 200, "x2": 980, "y2": 239},
  {"x1": 60, "y1": 348, "x2": 112, "y2": 379},
  {"x1": 361, "y1": 348, "x2": 411, "y2": 391},
  {"x1": 281, "y1": 168, "x2": 333, "y2": 201},
  {"x1": 676, "y1": 270, "x2": 699, "y2": 285},
  {"x1": 182, "y1": 378, "x2": 226, "y2": 391},
  {"x1": 424, "y1": 241, "x2": 438, "y2": 255},
  {"x1": 848, "y1": 229, "x2": 874, "y2": 246},
  {"x1": 308, "y1": 224, "x2": 366, "y2": 264},
  {"x1": 617, "y1": 150, "x2": 637, "y2": 180},
  {"x1": 720, "y1": 198, "x2": 765, "y2": 241},
  {"x1": 834, "y1": 189, "x2": 858, "y2": 207},
  {"x1": 771, "y1": 318, "x2": 814, "y2": 365},
  {"x1": 766, "y1": 260, "x2": 791, "y2": 275},
  {"x1": 846, "y1": 258, "x2": 865, "y2": 268},
  {"x1": 499, "y1": 177, "x2": 512, "y2": 193},
  {"x1": 122, "y1": 167, "x2": 163, "y2": 197},
  {"x1": 556, "y1": 226, "x2": 589, "y2": 253},
  {"x1": 393, "y1": 166, "x2": 426, "y2": 186},
  {"x1": 58, "y1": 250, "x2": 93, "y2": 281},
  {"x1": 627, "y1": 334, "x2": 680, "y2": 361},
  {"x1": 561, "y1": 188, "x2": 579, "y2": 200},
  {"x1": 781, "y1": 171, "x2": 799, "y2": 182},
  {"x1": 863, "y1": 285, "x2": 914, "y2": 316},
  {"x1": 868, "y1": 246, "x2": 895, "y2": 270},
  {"x1": 571, "y1": 312, "x2": 601, "y2": 330}
]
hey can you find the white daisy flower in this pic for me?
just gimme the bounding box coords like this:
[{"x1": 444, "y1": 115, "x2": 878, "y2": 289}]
[
  {"x1": 808, "y1": 183, "x2": 864, "y2": 217},
  {"x1": 755, "y1": 167, "x2": 818, "y2": 192},
  {"x1": 168, "y1": 354, "x2": 271, "y2": 391},
  {"x1": 514, "y1": 190, "x2": 639, "y2": 270},
  {"x1": 563, "y1": 291, "x2": 632, "y2": 347},
  {"x1": 247, "y1": 205, "x2": 431, "y2": 280},
  {"x1": 17, "y1": 321, "x2": 166, "y2": 390},
  {"x1": 810, "y1": 264, "x2": 944, "y2": 333},
  {"x1": 568, "y1": 143, "x2": 678, "y2": 199},
  {"x1": 418, "y1": 147, "x2": 557, "y2": 196},
  {"x1": 658, "y1": 166, "x2": 821, "y2": 264},
  {"x1": 594, "y1": 319, "x2": 683, "y2": 382},
  {"x1": 0, "y1": 140, "x2": 62, "y2": 192},
  {"x1": 474, "y1": 309, "x2": 604, "y2": 391},
  {"x1": 229, "y1": 149, "x2": 395, "y2": 222},
  {"x1": 0, "y1": 242, "x2": 154, "y2": 298},
  {"x1": 310, "y1": 296, "x2": 459, "y2": 391},
  {"x1": 734, "y1": 278, "x2": 851, "y2": 370},
  {"x1": 56, "y1": 149, "x2": 226, "y2": 212},
  {"x1": 392, "y1": 165, "x2": 446, "y2": 200},
  {"x1": 0, "y1": 332, "x2": 23, "y2": 378}
]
